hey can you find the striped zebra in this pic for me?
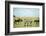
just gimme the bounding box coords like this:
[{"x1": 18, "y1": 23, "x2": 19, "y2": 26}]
[{"x1": 23, "y1": 20, "x2": 32, "y2": 27}]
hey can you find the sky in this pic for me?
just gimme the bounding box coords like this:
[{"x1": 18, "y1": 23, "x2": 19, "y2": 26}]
[{"x1": 13, "y1": 8, "x2": 39, "y2": 17}]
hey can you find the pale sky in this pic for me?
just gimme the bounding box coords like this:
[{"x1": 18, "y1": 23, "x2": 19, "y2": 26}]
[{"x1": 13, "y1": 8, "x2": 39, "y2": 17}]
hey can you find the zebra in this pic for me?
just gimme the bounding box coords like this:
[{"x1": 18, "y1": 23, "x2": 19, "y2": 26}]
[
  {"x1": 23, "y1": 20, "x2": 32, "y2": 27},
  {"x1": 14, "y1": 18, "x2": 23, "y2": 25},
  {"x1": 34, "y1": 20, "x2": 39, "y2": 24},
  {"x1": 34, "y1": 20, "x2": 39, "y2": 26}
]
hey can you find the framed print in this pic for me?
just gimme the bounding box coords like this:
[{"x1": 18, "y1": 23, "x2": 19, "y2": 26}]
[{"x1": 5, "y1": 1, "x2": 45, "y2": 35}]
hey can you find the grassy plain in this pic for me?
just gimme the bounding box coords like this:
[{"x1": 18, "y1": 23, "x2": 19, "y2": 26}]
[{"x1": 13, "y1": 16, "x2": 39, "y2": 28}]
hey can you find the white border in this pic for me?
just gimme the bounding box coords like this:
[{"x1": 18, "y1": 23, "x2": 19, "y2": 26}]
[{"x1": 10, "y1": 4, "x2": 42, "y2": 32}]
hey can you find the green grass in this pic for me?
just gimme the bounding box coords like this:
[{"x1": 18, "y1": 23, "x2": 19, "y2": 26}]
[{"x1": 13, "y1": 16, "x2": 39, "y2": 28}]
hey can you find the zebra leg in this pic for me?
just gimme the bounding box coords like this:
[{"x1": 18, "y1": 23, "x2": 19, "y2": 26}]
[
  {"x1": 36, "y1": 22, "x2": 39, "y2": 26},
  {"x1": 24, "y1": 22, "x2": 26, "y2": 27},
  {"x1": 27, "y1": 22, "x2": 29, "y2": 27},
  {"x1": 30, "y1": 23, "x2": 31, "y2": 26}
]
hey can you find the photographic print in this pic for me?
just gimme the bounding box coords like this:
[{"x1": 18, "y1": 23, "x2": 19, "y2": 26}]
[
  {"x1": 13, "y1": 8, "x2": 39, "y2": 28},
  {"x1": 5, "y1": 1, "x2": 45, "y2": 35}
]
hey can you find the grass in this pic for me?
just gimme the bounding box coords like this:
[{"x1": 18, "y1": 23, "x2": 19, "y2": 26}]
[{"x1": 13, "y1": 16, "x2": 39, "y2": 28}]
